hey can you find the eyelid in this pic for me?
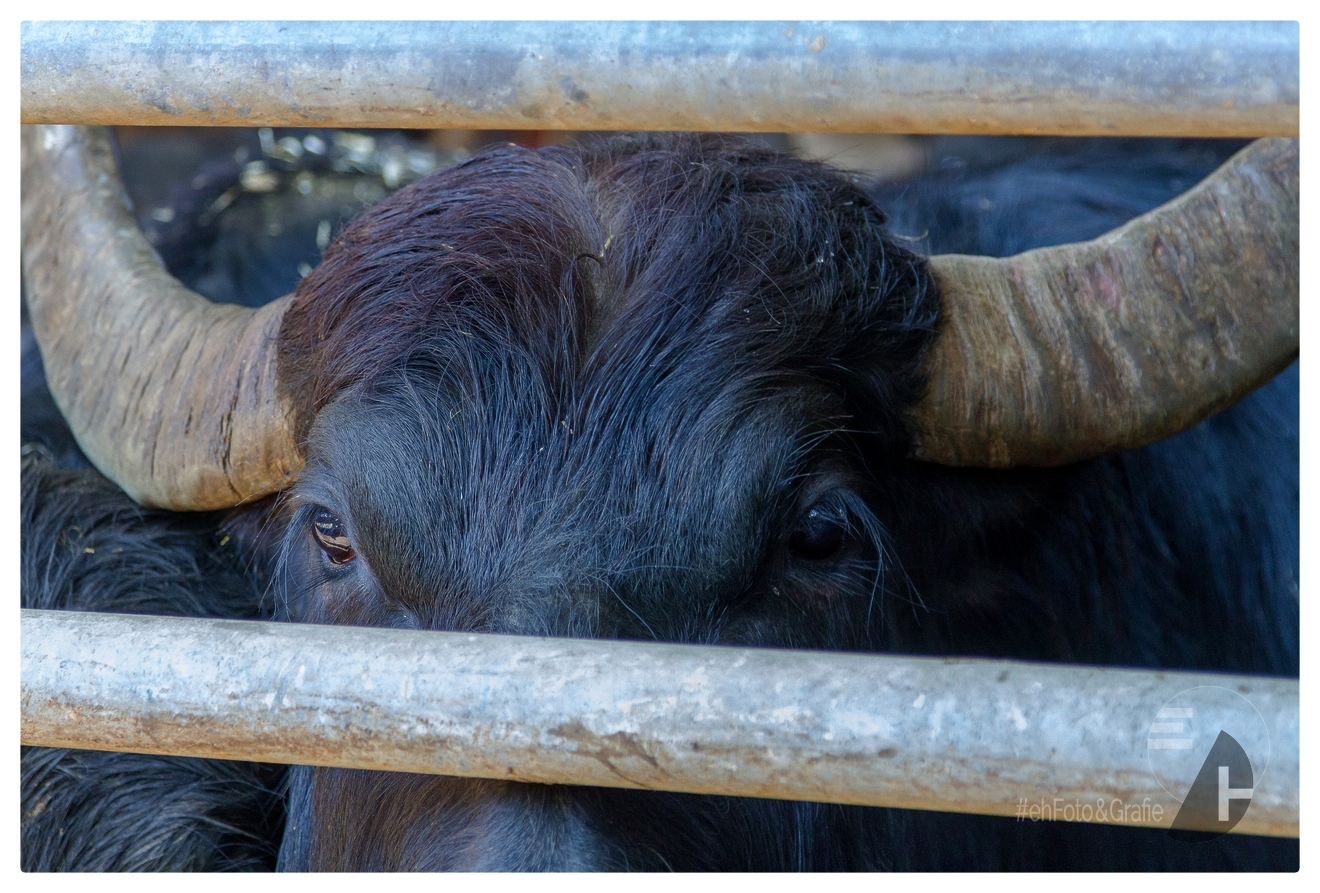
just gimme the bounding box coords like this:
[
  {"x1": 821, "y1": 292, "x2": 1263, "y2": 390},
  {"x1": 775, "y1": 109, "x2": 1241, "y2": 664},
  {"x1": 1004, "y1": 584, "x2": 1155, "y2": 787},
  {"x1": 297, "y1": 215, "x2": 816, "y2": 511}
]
[
  {"x1": 311, "y1": 507, "x2": 357, "y2": 564},
  {"x1": 792, "y1": 459, "x2": 858, "y2": 505},
  {"x1": 800, "y1": 491, "x2": 851, "y2": 522}
]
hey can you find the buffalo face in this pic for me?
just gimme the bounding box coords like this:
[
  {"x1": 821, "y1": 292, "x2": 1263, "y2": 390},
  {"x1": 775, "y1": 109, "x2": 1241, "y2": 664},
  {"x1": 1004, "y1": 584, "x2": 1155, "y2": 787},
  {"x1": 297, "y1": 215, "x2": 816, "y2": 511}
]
[{"x1": 272, "y1": 135, "x2": 933, "y2": 869}]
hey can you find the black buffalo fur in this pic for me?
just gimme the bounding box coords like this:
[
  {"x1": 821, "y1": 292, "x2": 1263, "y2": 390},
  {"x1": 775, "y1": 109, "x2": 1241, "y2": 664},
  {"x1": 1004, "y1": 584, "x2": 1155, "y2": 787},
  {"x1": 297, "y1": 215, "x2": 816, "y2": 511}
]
[
  {"x1": 21, "y1": 132, "x2": 1298, "y2": 871},
  {"x1": 20, "y1": 456, "x2": 285, "y2": 871}
]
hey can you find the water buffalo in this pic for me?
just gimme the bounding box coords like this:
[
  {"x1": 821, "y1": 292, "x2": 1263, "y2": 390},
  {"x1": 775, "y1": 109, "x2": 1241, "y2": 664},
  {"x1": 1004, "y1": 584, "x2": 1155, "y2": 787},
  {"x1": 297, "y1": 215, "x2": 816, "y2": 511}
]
[{"x1": 20, "y1": 125, "x2": 1298, "y2": 870}]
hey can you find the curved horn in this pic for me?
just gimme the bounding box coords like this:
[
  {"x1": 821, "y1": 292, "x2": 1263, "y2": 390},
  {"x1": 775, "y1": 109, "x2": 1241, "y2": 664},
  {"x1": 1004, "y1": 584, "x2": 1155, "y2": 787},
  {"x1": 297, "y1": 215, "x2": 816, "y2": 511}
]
[
  {"x1": 21, "y1": 125, "x2": 303, "y2": 509},
  {"x1": 911, "y1": 137, "x2": 1298, "y2": 467}
]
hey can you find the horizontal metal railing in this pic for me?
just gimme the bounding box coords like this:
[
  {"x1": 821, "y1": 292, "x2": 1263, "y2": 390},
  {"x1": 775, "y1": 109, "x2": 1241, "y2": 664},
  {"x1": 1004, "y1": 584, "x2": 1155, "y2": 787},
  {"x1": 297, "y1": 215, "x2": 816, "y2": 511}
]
[
  {"x1": 20, "y1": 609, "x2": 1299, "y2": 837},
  {"x1": 21, "y1": 21, "x2": 1298, "y2": 135}
]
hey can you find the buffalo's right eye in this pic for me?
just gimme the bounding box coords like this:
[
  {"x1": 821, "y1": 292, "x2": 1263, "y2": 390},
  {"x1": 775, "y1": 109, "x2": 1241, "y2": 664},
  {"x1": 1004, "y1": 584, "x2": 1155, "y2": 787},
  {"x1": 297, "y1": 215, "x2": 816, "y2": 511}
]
[
  {"x1": 312, "y1": 509, "x2": 356, "y2": 565},
  {"x1": 787, "y1": 506, "x2": 848, "y2": 562}
]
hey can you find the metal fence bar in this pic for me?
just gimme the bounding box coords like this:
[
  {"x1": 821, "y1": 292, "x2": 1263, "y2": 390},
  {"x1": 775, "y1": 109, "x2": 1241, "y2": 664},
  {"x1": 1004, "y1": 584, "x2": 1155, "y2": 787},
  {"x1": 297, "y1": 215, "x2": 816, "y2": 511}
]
[
  {"x1": 21, "y1": 21, "x2": 1298, "y2": 136},
  {"x1": 21, "y1": 609, "x2": 1299, "y2": 837}
]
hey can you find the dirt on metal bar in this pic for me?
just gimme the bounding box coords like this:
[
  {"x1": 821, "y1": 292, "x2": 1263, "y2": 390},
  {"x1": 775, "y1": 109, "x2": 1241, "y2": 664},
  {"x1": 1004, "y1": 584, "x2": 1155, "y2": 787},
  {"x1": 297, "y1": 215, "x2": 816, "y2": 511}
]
[
  {"x1": 20, "y1": 609, "x2": 1299, "y2": 837},
  {"x1": 20, "y1": 22, "x2": 1298, "y2": 136}
]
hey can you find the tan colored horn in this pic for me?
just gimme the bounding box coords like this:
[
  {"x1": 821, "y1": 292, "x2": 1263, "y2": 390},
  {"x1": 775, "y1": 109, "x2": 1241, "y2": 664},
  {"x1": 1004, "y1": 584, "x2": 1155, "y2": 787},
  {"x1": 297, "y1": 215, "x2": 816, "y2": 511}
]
[
  {"x1": 21, "y1": 125, "x2": 303, "y2": 509},
  {"x1": 911, "y1": 137, "x2": 1298, "y2": 467}
]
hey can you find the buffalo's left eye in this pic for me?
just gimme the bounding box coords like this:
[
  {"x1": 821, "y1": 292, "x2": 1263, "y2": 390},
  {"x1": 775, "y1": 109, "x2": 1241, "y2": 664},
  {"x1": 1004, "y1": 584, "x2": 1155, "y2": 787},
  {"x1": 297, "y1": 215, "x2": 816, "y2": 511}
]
[
  {"x1": 312, "y1": 508, "x2": 356, "y2": 565},
  {"x1": 788, "y1": 507, "x2": 847, "y2": 562}
]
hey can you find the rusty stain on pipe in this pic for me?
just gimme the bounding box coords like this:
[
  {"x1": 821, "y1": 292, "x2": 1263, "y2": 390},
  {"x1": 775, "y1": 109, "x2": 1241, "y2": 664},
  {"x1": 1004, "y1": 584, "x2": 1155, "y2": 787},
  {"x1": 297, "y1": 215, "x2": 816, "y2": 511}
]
[
  {"x1": 20, "y1": 609, "x2": 1298, "y2": 837},
  {"x1": 20, "y1": 21, "x2": 1298, "y2": 136}
]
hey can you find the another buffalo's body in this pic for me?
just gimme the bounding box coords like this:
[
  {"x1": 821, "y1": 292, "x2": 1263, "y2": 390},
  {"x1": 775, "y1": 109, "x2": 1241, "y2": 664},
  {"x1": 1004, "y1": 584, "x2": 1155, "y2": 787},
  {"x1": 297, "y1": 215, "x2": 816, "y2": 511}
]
[{"x1": 20, "y1": 133, "x2": 1298, "y2": 871}]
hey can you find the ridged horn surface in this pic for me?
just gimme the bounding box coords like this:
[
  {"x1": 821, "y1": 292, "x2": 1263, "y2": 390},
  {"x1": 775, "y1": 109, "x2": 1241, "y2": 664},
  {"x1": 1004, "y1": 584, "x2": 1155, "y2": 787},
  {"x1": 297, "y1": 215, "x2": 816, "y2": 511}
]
[
  {"x1": 21, "y1": 124, "x2": 303, "y2": 509},
  {"x1": 912, "y1": 137, "x2": 1298, "y2": 467}
]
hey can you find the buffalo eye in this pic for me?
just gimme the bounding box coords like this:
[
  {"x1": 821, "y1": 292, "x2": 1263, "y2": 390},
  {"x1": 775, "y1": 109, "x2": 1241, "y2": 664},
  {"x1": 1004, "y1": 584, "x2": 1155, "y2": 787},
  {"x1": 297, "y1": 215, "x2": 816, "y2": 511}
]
[
  {"x1": 312, "y1": 508, "x2": 356, "y2": 565},
  {"x1": 787, "y1": 506, "x2": 847, "y2": 562}
]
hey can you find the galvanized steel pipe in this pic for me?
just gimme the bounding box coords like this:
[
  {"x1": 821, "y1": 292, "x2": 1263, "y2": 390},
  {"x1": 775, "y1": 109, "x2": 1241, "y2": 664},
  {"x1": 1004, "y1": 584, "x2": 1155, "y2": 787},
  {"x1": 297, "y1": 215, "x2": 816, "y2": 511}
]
[
  {"x1": 21, "y1": 21, "x2": 1298, "y2": 136},
  {"x1": 21, "y1": 609, "x2": 1298, "y2": 837}
]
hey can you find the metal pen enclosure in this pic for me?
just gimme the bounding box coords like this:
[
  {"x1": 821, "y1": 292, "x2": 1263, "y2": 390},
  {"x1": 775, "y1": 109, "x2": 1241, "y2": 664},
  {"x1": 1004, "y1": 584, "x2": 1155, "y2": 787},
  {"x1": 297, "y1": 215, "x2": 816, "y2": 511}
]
[{"x1": 19, "y1": 20, "x2": 1301, "y2": 837}]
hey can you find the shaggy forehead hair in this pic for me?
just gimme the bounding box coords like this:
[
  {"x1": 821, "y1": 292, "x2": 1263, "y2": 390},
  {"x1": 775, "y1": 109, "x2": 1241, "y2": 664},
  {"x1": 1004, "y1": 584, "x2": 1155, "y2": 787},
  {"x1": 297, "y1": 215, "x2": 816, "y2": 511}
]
[{"x1": 277, "y1": 133, "x2": 936, "y2": 446}]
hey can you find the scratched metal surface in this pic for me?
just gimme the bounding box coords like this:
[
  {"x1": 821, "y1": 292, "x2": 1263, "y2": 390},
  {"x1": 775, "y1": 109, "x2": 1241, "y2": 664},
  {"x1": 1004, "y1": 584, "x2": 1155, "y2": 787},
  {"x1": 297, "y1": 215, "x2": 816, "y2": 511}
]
[
  {"x1": 20, "y1": 609, "x2": 1299, "y2": 837},
  {"x1": 21, "y1": 21, "x2": 1298, "y2": 136}
]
